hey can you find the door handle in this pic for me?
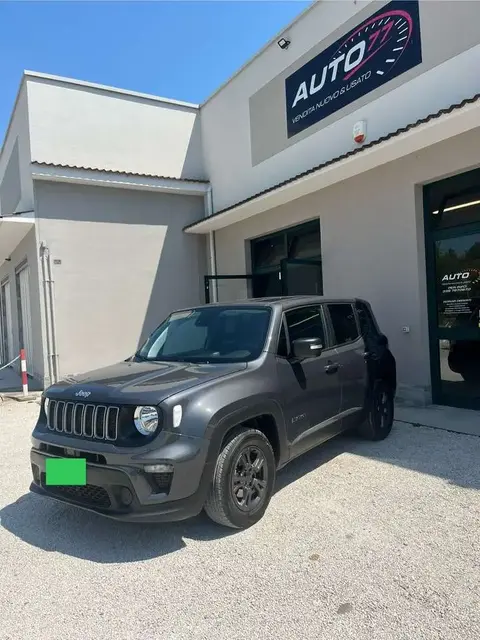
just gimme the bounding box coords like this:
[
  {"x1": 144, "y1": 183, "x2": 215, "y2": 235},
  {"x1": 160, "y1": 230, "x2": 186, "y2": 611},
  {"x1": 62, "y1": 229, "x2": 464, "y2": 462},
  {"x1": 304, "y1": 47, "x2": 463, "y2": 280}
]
[{"x1": 324, "y1": 362, "x2": 340, "y2": 374}]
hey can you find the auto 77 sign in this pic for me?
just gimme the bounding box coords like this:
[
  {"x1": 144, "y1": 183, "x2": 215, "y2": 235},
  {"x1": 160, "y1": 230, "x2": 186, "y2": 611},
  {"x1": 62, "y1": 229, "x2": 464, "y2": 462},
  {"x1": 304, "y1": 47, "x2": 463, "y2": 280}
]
[{"x1": 285, "y1": 0, "x2": 422, "y2": 138}]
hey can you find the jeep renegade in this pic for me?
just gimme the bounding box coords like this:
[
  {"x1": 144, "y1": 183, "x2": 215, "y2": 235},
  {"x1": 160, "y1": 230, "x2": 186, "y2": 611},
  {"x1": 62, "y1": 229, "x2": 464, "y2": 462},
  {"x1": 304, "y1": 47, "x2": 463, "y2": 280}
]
[{"x1": 30, "y1": 296, "x2": 396, "y2": 529}]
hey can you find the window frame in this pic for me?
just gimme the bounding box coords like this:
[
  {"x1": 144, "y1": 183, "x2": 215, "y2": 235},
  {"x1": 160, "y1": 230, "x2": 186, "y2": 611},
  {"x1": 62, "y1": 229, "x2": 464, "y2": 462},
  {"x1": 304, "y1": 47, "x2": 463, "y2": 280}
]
[
  {"x1": 324, "y1": 302, "x2": 362, "y2": 349},
  {"x1": 276, "y1": 304, "x2": 331, "y2": 359}
]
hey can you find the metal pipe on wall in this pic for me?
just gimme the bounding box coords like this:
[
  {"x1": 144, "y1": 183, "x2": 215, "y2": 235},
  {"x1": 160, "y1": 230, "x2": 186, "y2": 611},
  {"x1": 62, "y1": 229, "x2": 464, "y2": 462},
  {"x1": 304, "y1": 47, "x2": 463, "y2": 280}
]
[
  {"x1": 40, "y1": 243, "x2": 59, "y2": 384},
  {"x1": 205, "y1": 186, "x2": 218, "y2": 303},
  {"x1": 40, "y1": 243, "x2": 54, "y2": 386}
]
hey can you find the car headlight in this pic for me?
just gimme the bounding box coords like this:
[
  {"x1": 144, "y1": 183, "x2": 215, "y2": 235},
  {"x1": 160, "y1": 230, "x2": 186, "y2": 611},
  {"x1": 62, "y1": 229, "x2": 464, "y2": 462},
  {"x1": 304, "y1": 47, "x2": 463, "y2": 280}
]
[{"x1": 133, "y1": 406, "x2": 159, "y2": 435}]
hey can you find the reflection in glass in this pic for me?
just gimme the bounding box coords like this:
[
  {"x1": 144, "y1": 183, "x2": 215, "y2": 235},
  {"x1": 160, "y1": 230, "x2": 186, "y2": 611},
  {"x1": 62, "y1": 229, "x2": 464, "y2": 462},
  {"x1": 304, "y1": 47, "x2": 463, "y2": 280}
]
[
  {"x1": 438, "y1": 339, "x2": 480, "y2": 402},
  {"x1": 435, "y1": 233, "x2": 480, "y2": 329}
]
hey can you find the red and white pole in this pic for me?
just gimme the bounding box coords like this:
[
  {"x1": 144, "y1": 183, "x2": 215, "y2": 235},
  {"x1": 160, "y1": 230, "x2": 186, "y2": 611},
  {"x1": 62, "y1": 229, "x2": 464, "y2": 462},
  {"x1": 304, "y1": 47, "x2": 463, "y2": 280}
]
[{"x1": 20, "y1": 348, "x2": 29, "y2": 396}]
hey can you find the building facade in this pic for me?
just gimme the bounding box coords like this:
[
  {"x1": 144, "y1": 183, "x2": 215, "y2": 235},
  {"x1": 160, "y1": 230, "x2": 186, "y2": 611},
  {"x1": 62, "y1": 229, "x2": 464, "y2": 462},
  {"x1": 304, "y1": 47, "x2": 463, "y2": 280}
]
[{"x1": 1, "y1": 0, "x2": 480, "y2": 412}]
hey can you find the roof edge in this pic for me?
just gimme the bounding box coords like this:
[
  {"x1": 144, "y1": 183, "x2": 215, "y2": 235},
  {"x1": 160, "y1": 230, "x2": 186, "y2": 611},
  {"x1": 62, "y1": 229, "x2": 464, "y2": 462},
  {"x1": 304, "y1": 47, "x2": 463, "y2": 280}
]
[
  {"x1": 31, "y1": 161, "x2": 209, "y2": 183},
  {"x1": 185, "y1": 92, "x2": 480, "y2": 231},
  {"x1": 24, "y1": 70, "x2": 199, "y2": 110}
]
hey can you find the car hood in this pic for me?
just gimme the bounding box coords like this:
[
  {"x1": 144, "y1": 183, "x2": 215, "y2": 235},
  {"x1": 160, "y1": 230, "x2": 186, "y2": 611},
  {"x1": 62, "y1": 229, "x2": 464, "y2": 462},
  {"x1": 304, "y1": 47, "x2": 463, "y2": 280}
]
[{"x1": 45, "y1": 359, "x2": 247, "y2": 405}]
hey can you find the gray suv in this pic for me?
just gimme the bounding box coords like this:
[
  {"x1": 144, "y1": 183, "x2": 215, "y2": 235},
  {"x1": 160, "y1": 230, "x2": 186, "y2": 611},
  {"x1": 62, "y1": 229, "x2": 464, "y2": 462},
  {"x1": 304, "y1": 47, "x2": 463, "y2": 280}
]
[{"x1": 30, "y1": 296, "x2": 396, "y2": 529}]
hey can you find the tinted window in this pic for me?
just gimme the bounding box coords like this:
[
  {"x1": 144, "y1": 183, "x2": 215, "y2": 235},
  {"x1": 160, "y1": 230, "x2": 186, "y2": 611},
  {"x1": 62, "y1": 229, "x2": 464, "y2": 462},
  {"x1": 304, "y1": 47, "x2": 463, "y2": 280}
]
[
  {"x1": 284, "y1": 306, "x2": 325, "y2": 353},
  {"x1": 328, "y1": 304, "x2": 359, "y2": 345},
  {"x1": 138, "y1": 306, "x2": 271, "y2": 363}
]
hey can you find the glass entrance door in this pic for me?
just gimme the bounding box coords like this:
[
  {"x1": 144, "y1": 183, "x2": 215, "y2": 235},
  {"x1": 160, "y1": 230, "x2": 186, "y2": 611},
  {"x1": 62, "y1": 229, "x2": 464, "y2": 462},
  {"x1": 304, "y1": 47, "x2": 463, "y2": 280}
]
[
  {"x1": 432, "y1": 225, "x2": 480, "y2": 408},
  {"x1": 281, "y1": 258, "x2": 323, "y2": 296}
]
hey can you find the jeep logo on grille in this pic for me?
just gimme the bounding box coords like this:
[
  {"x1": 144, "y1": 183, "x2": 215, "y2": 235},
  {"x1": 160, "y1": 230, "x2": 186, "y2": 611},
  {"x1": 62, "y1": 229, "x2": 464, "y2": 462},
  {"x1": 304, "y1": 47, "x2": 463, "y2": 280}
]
[{"x1": 75, "y1": 390, "x2": 91, "y2": 398}]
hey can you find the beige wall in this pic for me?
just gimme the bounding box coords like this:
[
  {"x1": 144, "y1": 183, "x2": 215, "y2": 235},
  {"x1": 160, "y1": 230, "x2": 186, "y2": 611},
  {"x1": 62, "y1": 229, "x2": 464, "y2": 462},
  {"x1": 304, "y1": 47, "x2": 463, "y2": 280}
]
[
  {"x1": 27, "y1": 76, "x2": 205, "y2": 180},
  {"x1": 0, "y1": 228, "x2": 45, "y2": 381},
  {"x1": 34, "y1": 181, "x2": 207, "y2": 379},
  {"x1": 250, "y1": 0, "x2": 480, "y2": 163},
  {"x1": 214, "y1": 127, "x2": 480, "y2": 405},
  {"x1": 202, "y1": 0, "x2": 480, "y2": 212}
]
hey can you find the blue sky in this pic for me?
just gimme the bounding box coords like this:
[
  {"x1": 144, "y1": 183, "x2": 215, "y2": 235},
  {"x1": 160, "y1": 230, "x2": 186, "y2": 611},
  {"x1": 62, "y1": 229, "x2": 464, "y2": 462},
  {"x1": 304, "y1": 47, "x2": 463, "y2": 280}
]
[{"x1": 0, "y1": 0, "x2": 311, "y2": 140}]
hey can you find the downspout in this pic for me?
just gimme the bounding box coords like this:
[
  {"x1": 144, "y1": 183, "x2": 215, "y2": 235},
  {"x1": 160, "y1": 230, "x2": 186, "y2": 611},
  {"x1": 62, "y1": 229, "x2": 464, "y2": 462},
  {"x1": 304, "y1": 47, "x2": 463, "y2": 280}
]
[
  {"x1": 40, "y1": 243, "x2": 53, "y2": 386},
  {"x1": 40, "y1": 243, "x2": 59, "y2": 383},
  {"x1": 205, "y1": 186, "x2": 218, "y2": 303}
]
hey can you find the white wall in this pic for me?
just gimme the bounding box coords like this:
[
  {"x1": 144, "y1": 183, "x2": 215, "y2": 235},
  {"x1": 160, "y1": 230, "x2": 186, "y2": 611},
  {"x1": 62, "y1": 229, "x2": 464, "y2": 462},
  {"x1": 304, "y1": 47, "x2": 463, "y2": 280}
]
[
  {"x1": 26, "y1": 76, "x2": 205, "y2": 181},
  {"x1": 201, "y1": 0, "x2": 480, "y2": 212},
  {"x1": 0, "y1": 82, "x2": 34, "y2": 217}
]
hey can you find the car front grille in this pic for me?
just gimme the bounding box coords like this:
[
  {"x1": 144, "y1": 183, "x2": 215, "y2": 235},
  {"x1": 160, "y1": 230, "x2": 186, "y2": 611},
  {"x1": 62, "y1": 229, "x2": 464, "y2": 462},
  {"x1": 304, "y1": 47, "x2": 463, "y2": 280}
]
[
  {"x1": 46, "y1": 400, "x2": 119, "y2": 441},
  {"x1": 42, "y1": 477, "x2": 111, "y2": 508}
]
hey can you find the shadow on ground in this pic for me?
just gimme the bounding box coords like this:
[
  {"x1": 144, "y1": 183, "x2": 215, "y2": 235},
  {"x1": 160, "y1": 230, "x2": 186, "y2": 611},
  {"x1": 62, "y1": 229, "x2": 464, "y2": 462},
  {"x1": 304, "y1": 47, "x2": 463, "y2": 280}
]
[{"x1": 1, "y1": 424, "x2": 479, "y2": 563}]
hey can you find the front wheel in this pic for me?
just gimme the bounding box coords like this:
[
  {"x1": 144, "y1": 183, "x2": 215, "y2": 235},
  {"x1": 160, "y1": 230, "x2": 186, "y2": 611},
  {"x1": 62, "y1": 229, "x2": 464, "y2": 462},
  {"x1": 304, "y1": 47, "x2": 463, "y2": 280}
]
[
  {"x1": 357, "y1": 380, "x2": 394, "y2": 441},
  {"x1": 204, "y1": 428, "x2": 276, "y2": 529}
]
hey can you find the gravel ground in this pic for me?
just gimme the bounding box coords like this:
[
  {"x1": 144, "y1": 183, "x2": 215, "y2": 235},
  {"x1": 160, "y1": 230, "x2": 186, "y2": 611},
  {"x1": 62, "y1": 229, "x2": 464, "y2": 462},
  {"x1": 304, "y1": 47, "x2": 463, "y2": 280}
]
[{"x1": 1, "y1": 401, "x2": 479, "y2": 640}]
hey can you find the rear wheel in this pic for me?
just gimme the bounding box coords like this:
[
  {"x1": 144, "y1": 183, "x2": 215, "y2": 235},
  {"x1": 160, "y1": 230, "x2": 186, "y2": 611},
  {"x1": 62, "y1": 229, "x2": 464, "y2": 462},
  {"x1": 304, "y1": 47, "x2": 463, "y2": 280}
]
[
  {"x1": 204, "y1": 427, "x2": 276, "y2": 529},
  {"x1": 357, "y1": 380, "x2": 394, "y2": 441}
]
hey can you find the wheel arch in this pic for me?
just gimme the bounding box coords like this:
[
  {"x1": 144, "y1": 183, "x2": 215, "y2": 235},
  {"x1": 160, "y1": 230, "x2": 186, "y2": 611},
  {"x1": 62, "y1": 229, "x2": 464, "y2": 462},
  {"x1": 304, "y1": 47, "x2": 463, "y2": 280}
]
[{"x1": 205, "y1": 400, "x2": 288, "y2": 469}]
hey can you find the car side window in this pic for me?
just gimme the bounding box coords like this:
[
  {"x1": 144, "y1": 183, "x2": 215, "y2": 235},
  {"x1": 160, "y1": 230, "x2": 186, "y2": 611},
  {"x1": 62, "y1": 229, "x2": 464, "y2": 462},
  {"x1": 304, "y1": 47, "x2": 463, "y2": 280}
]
[
  {"x1": 280, "y1": 306, "x2": 325, "y2": 356},
  {"x1": 327, "y1": 303, "x2": 359, "y2": 346}
]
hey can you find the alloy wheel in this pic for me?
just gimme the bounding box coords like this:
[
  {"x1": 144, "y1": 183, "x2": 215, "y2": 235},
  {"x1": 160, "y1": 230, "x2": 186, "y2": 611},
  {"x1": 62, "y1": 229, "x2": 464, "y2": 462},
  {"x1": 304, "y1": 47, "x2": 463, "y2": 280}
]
[{"x1": 231, "y1": 446, "x2": 268, "y2": 512}]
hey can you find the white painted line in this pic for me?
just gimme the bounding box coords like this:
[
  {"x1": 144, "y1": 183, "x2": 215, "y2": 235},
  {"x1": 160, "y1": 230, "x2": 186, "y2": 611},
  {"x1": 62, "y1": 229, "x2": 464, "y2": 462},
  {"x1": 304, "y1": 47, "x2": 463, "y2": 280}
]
[
  {"x1": 386, "y1": 59, "x2": 395, "y2": 63},
  {"x1": 397, "y1": 36, "x2": 407, "y2": 42},
  {"x1": 393, "y1": 47, "x2": 403, "y2": 51},
  {"x1": 376, "y1": 70, "x2": 384, "y2": 75},
  {"x1": 399, "y1": 26, "x2": 408, "y2": 34}
]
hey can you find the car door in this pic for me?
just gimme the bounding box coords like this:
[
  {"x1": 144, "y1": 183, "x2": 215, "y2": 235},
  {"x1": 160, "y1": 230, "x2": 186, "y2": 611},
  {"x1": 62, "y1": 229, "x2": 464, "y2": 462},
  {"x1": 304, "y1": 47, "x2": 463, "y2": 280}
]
[
  {"x1": 275, "y1": 304, "x2": 342, "y2": 457},
  {"x1": 325, "y1": 302, "x2": 368, "y2": 426}
]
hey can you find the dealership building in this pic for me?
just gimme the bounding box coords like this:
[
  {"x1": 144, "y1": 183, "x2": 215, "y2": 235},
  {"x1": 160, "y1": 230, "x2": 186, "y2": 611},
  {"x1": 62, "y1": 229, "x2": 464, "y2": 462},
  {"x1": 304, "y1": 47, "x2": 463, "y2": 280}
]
[{"x1": 1, "y1": 0, "x2": 480, "y2": 411}]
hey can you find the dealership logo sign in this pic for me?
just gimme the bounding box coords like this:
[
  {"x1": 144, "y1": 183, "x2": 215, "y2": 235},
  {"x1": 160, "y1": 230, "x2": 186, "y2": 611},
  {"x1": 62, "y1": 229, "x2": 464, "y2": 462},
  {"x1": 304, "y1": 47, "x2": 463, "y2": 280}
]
[{"x1": 285, "y1": 0, "x2": 422, "y2": 138}]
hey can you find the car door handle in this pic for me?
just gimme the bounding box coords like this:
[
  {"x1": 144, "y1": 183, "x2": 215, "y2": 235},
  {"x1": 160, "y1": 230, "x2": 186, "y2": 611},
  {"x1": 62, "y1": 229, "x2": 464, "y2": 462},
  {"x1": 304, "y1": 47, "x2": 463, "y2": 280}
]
[{"x1": 324, "y1": 362, "x2": 340, "y2": 374}]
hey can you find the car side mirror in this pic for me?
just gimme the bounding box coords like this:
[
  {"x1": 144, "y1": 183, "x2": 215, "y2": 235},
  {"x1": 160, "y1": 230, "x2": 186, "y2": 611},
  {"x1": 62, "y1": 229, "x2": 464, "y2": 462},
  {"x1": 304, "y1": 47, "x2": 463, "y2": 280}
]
[{"x1": 292, "y1": 337, "x2": 323, "y2": 359}]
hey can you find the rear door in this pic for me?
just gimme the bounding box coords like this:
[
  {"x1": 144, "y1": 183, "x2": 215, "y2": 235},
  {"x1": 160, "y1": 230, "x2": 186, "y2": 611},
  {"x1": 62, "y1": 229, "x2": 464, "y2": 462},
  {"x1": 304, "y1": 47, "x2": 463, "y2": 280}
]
[
  {"x1": 275, "y1": 304, "x2": 342, "y2": 454},
  {"x1": 325, "y1": 302, "x2": 368, "y2": 421}
]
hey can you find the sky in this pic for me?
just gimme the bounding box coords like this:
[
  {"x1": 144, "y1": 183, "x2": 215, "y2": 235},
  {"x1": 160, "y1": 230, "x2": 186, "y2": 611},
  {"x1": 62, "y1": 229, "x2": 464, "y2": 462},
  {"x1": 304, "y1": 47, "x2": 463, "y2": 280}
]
[{"x1": 0, "y1": 0, "x2": 312, "y2": 141}]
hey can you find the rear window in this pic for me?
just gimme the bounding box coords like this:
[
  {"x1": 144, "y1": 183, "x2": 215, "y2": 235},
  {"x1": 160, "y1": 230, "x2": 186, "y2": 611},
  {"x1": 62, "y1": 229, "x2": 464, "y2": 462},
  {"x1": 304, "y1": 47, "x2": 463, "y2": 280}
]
[{"x1": 327, "y1": 303, "x2": 359, "y2": 345}]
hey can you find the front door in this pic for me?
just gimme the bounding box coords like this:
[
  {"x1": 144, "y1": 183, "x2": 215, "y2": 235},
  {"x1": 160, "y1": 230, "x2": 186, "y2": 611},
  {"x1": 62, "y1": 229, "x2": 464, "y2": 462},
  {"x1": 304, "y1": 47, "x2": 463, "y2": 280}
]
[{"x1": 431, "y1": 225, "x2": 480, "y2": 409}]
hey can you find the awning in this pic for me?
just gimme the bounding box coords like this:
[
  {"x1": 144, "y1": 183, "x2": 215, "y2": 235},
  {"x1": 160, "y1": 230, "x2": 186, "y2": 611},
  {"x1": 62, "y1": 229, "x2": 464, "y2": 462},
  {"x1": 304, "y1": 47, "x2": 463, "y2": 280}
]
[
  {"x1": 185, "y1": 94, "x2": 480, "y2": 234},
  {"x1": 0, "y1": 215, "x2": 35, "y2": 268}
]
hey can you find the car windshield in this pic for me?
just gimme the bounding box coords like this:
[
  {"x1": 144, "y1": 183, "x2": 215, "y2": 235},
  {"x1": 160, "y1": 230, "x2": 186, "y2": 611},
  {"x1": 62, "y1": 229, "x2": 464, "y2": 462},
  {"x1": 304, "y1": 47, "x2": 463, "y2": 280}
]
[{"x1": 136, "y1": 305, "x2": 272, "y2": 363}]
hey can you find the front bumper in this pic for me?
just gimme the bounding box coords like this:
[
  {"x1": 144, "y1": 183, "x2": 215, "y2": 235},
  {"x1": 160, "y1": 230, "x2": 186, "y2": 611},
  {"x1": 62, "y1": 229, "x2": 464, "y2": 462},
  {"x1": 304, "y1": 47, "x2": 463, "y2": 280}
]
[{"x1": 29, "y1": 431, "x2": 214, "y2": 523}]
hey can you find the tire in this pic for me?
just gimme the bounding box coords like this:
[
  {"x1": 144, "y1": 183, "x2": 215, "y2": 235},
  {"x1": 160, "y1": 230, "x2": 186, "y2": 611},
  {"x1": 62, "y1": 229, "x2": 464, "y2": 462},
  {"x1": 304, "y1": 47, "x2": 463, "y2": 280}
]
[
  {"x1": 204, "y1": 427, "x2": 276, "y2": 529},
  {"x1": 357, "y1": 380, "x2": 394, "y2": 441}
]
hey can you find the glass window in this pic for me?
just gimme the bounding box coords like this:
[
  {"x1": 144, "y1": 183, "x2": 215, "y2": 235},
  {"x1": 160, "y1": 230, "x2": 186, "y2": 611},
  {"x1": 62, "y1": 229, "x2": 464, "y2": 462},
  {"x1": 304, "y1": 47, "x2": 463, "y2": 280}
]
[
  {"x1": 328, "y1": 304, "x2": 359, "y2": 345},
  {"x1": 287, "y1": 221, "x2": 321, "y2": 260},
  {"x1": 251, "y1": 234, "x2": 286, "y2": 270},
  {"x1": 435, "y1": 233, "x2": 480, "y2": 330},
  {"x1": 137, "y1": 306, "x2": 272, "y2": 364},
  {"x1": 285, "y1": 306, "x2": 325, "y2": 349}
]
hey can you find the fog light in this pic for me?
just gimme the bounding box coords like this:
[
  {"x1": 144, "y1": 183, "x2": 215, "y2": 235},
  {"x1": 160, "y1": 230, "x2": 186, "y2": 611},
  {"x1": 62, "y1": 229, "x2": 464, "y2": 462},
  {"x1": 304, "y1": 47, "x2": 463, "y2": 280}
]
[
  {"x1": 119, "y1": 487, "x2": 133, "y2": 506},
  {"x1": 31, "y1": 464, "x2": 40, "y2": 484},
  {"x1": 144, "y1": 463, "x2": 173, "y2": 473}
]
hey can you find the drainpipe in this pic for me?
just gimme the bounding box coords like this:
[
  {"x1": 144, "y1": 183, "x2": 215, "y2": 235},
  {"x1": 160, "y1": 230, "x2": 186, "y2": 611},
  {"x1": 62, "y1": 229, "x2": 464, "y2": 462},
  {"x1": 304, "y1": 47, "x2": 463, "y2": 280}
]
[
  {"x1": 40, "y1": 243, "x2": 59, "y2": 383},
  {"x1": 205, "y1": 186, "x2": 218, "y2": 303}
]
